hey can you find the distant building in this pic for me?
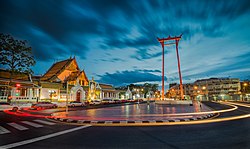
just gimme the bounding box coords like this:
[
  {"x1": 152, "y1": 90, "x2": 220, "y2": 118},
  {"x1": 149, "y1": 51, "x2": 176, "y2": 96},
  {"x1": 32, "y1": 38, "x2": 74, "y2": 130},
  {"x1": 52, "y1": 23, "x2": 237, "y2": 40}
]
[
  {"x1": 168, "y1": 78, "x2": 241, "y2": 101},
  {"x1": 96, "y1": 83, "x2": 116, "y2": 99},
  {"x1": 240, "y1": 81, "x2": 250, "y2": 101},
  {"x1": 125, "y1": 87, "x2": 132, "y2": 99}
]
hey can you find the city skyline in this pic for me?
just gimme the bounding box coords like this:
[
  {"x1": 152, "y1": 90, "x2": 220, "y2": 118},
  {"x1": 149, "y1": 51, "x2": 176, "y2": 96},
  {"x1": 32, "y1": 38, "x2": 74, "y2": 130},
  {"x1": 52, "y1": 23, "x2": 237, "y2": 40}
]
[{"x1": 1, "y1": 0, "x2": 250, "y2": 87}]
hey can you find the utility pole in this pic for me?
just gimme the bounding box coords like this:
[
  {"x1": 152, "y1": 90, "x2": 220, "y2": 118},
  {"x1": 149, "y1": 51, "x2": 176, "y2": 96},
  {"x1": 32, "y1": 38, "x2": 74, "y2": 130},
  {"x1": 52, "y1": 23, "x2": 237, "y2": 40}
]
[{"x1": 65, "y1": 81, "x2": 68, "y2": 115}]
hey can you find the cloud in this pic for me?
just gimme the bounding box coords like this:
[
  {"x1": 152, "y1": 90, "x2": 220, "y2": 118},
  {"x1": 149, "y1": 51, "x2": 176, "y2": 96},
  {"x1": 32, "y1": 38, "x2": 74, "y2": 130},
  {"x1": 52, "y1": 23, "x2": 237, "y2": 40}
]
[
  {"x1": 97, "y1": 70, "x2": 166, "y2": 86},
  {"x1": 130, "y1": 47, "x2": 169, "y2": 61},
  {"x1": 99, "y1": 58, "x2": 125, "y2": 63},
  {"x1": 135, "y1": 69, "x2": 161, "y2": 73},
  {"x1": 1, "y1": 0, "x2": 250, "y2": 84},
  {"x1": 1, "y1": 0, "x2": 249, "y2": 59}
]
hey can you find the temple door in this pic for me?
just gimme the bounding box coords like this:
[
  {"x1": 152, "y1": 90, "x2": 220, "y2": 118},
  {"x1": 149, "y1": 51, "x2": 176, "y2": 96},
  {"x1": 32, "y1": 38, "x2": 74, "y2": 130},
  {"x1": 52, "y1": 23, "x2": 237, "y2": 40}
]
[{"x1": 76, "y1": 90, "x2": 81, "y2": 102}]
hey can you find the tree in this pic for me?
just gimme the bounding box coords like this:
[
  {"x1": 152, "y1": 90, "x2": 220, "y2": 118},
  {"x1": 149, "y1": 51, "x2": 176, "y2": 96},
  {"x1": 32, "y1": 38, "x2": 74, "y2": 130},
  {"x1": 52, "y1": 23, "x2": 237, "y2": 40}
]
[{"x1": 0, "y1": 33, "x2": 36, "y2": 80}]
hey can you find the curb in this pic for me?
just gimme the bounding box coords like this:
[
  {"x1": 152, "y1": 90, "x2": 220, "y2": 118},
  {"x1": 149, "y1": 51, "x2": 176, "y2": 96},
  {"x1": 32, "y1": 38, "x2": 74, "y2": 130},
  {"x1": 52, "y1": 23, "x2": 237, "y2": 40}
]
[{"x1": 50, "y1": 113, "x2": 216, "y2": 125}]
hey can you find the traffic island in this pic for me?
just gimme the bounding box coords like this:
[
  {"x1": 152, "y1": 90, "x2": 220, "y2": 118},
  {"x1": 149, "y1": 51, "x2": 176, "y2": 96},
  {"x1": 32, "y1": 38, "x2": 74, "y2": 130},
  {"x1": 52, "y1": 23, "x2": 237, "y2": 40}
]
[
  {"x1": 49, "y1": 102, "x2": 217, "y2": 126},
  {"x1": 50, "y1": 113, "x2": 217, "y2": 126}
]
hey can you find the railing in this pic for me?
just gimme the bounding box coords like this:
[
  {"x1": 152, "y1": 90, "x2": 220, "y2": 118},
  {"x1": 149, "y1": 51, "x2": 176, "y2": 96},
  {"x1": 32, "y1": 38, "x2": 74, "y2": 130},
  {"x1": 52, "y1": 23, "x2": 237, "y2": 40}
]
[
  {"x1": 0, "y1": 96, "x2": 8, "y2": 102},
  {"x1": 11, "y1": 96, "x2": 38, "y2": 102}
]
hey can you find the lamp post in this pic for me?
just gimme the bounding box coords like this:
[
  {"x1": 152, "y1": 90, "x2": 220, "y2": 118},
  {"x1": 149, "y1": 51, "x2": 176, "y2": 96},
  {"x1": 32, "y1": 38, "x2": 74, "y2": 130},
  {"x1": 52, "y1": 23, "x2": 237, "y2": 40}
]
[
  {"x1": 65, "y1": 81, "x2": 69, "y2": 115},
  {"x1": 202, "y1": 86, "x2": 207, "y2": 101},
  {"x1": 243, "y1": 83, "x2": 248, "y2": 101},
  {"x1": 221, "y1": 94, "x2": 225, "y2": 100},
  {"x1": 194, "y1": 86, "x2": 198, "y2": 100}
]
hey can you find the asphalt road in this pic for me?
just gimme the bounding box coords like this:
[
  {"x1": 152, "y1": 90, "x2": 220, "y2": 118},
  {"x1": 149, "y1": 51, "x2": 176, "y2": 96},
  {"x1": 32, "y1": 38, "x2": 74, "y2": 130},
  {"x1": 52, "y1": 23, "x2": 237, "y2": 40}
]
[
  {"x1": 0, "y1": 101, "x2": 249, "y2": 149},
  {"x1": 5, "y1": 118, "x2": 250, "y2": 149},
  {"x1": 0, "y1": 112, "x2": 77, "y2": 146},
  {"x1": 202, "y1": 101, "x2": 250, "y2": 118}
]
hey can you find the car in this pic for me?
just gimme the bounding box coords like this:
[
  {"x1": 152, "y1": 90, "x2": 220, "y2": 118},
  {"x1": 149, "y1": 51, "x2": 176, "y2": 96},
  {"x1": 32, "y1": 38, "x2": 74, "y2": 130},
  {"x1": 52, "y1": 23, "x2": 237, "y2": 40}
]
[
  {"x1": 31, "y1": 102, "x2": 58, "y2": 110},
  {"x1": 120, "y1": 99, "x2": 128, "y2": 103},
  {"x1": 68, "y1": 101, "x2": 85, "y2": 107},
  {"x1": 134, "y1": 99, "x2": 144, "y2": 102},
  {"x1": 127, "y1": 98, "x2": 135, "y2": 102},
  {"x1": 113, "y1": 99, "x2": 121, "y2": 103},
  {"x1": 89, "y1": 100, "x2": 101, "y2": 105},
  {"x1": 101, "y1": 99, "x2": 114, "y2": 104},
  {"x1": 0, "y1": 102, "x2": 19, "y2": 111}
]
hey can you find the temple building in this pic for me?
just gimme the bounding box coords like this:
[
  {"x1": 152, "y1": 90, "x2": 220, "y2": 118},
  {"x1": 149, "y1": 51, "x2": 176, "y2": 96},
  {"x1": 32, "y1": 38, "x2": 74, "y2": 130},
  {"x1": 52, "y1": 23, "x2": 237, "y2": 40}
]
[
  {"x1": 39, "y1": 57, "x2": 89, "y2": 102},
  {"x1": 0, "y1": 57, "x2": 118, "y2": 103}
]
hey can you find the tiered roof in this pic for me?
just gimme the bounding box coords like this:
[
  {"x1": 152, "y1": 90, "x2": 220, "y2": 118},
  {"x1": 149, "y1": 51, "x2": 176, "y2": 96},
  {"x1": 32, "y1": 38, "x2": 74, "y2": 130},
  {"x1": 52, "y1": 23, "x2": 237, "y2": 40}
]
[
  {"x1": 0, "y1": 69, "x2": 29, "y2": 81},
  {"x1": 41, "y1": 58, "x2": 75, "y2": 81},
  {"x1": 99, "y1": 83, "x2": 115, "y2": 91}
]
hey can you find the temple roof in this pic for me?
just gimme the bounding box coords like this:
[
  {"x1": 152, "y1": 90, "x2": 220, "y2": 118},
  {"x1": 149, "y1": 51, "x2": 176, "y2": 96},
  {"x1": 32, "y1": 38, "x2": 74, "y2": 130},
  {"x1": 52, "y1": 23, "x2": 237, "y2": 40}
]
[
  {"x1": 99, "y1": 84, "x2": 114, "y2": 89},
  {"x1": 0, "y1": 69, "x2": 29, "y2": 81},
  {"x1": 65, "y1": 71, "x2": 79, "y2": 81},
  {"x1": 41, "y1": 58, "x2": 75, "y2": 81},
  {"x1": 99, "y1": 83, "x2": 116, "y2": 91}
]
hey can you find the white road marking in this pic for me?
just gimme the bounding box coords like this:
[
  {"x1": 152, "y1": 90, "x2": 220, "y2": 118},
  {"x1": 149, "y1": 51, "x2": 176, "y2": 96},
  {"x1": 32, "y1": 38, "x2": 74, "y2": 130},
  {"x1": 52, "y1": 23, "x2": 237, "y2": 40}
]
[
  {"x1": 0, "y1": 125, "x2": 91, "y2": 149},
  {"x1": 0, "y1": 126, "x2": 11, "y2": 134},
  {"x1": 33, "y1": 119, "x2": 55, "y2": 125},
  {"x1": 21, "y1": 121, "x2": 43, "y2": 128},
  {"x1": 7, "y1": 123, "x2": 28, "y2": 131}
]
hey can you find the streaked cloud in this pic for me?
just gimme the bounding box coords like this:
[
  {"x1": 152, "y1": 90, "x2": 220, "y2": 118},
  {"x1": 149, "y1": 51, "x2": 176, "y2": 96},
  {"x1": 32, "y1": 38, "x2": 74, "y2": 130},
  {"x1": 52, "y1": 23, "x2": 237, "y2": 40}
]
[{"x1": 0, "y1": 0, "x2": 250, "y2": 86}]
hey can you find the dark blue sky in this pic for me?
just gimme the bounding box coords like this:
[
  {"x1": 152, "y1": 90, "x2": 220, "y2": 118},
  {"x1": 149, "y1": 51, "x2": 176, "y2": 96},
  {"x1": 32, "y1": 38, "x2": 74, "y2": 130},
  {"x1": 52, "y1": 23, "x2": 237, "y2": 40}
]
[{"x1": 1, "y1": 0, "x2": 250, "y2": 87}]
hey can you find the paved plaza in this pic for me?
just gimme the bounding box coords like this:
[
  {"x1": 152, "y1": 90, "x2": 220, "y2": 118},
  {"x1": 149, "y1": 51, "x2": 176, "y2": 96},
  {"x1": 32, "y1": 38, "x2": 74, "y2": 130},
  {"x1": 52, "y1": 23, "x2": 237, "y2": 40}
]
[{"x1": 53, "y1": 101, "x2": 212, "y2": 121}]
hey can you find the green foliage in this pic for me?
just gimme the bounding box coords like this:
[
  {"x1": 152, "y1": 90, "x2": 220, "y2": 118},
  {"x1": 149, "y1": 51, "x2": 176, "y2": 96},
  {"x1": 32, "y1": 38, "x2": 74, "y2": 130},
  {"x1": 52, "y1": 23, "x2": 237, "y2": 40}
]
[
  {"x1": 0, "y1": 33, "x2": 36, "y2": 76},
  {"x1": 141, "y1": 83, "x2": 158, "y2": 94}
]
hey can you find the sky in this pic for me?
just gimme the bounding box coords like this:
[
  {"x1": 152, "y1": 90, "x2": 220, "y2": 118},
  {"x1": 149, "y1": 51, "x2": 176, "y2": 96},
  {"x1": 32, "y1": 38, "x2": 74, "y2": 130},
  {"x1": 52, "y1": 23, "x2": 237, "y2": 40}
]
[{"x1": 1, "y1": 0, "x2": 250, "y2": 88}]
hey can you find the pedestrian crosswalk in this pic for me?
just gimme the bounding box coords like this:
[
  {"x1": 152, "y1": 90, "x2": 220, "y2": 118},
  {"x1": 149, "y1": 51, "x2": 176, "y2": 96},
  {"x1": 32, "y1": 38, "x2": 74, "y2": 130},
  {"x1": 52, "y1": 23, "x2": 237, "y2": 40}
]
[
  {"x1": 0, "y1": 126, "x2": 11, "y2": 134},
  {"x1": 0, "y1": 119, "x2": 56, "y2": 135},
  {"x1": 21, "y1": 121, "x2": 43, "y2": 128},
  {"x1": 33, "y1": 119, "x2": 55, "y2": 125},
  {"x1": 7, "y1": 123, "x2": 28, "y2": 131}
]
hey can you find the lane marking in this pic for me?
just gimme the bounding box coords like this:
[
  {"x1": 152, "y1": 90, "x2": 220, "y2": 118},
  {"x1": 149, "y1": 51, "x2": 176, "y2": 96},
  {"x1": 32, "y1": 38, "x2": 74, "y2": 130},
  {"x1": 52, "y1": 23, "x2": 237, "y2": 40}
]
[
  {"x1": 90, "y1": 114, "x2": 250, "y2": 126},
  {"x1": 21, "y1": 121, "x2": 43, "y2": 128},
  {"x1": 225, "y1": 101, "x2": 250, "y2": 108},
  {"x1": 7, "y1": 123, "x2": 28, "y2": 131},
  {"x1": 0, "y1": 126, "x2": 11, "y2": 135},
  {"x1": 0, "y1": 125, "x2": 91, "y2": 149},
  {"x1": 33, "y1": 120, "x2": 55, "y2": 125}
]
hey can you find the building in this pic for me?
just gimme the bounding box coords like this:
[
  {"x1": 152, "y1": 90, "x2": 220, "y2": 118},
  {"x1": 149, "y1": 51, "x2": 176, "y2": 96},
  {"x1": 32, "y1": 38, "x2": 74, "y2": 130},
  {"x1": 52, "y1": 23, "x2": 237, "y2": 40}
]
[
  {"x1": 205, "y1": 78, "x2": 240, "y2": 100},
  {"x1": 39, "y1": 57, "x2": 89, "y2": 102},
  {"x1": 0, "y1": 57, "x2": 118, "y2": 103},
  {"x1": 240, "y1": 81, "x2": 250, "y2": 101},
  {"x1": 0, "y1": 69, "x2": 40, "y2": 103},
  {"x1": 95, "y1": 83, "x2": 116, "y2": 99},
  {"x1": 168, "y1": 78, "x2": 241, "y2": 101}
]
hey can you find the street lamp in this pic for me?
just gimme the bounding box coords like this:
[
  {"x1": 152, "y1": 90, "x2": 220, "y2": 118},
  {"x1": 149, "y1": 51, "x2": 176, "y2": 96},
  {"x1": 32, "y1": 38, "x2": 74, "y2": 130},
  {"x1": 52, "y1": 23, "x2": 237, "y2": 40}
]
[
  {"x1": 243, "y1": 82, "x2": 248, "y2": 101},
  {"x1": 220, "y1": 94, "x2": 225, "y2": 100},
  {"x1": 193, "y1": 86, "x2": 198, "y2": 100},
  {"x1": 202, "y1": 86, "x2": 208, "y2": 101}
]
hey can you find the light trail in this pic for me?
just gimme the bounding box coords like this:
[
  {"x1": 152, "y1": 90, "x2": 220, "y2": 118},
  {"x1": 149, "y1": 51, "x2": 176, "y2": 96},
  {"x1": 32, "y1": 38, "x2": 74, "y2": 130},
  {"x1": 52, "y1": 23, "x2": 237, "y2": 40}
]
[
  {"x1": 95, "y1": 114, "x2": 250, "y2": 126},
  {"x1": 119, "y1": 103, "x2": 238, "y2": 117},
  {"x1": 224, "y1": 101, "x2": 250, "y2": 108}
]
